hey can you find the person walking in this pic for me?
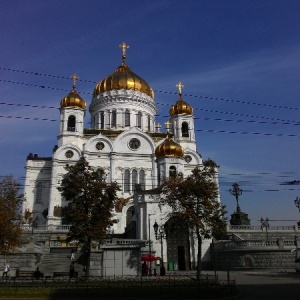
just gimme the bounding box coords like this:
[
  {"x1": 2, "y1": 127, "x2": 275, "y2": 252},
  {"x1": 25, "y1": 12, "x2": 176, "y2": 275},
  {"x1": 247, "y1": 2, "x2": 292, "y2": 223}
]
[
  {"x1": 2, "y1": 262, "x2": 9, "y2": 279},
  {"x1": 70, "y1": 249, "x2": 75, "y2": 261},
  {"x1": 142, "y1": 261, "x2": 148, "y2": 276},
  {"x1": 34, "y1": 267, "x2": 43, "y2": 279},
  {"x1": 69, "y1": 262, "x2": 75, "y2": 279}
]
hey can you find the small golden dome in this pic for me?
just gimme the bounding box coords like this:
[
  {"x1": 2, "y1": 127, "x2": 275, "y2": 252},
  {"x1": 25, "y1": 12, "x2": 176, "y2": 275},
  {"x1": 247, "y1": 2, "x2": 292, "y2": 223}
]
[
  {"x1": 93, "y1": 42, "x2": 154, "y2": 99},
  {"x1": 60, "y1": 75, "x2": 86, "y2": 109},
  {"x1": 169, "y1": 82, "x2": 193, "y2": 116},
  {"x1": 155, "y1": 134, "x2": 184, "y2": 158}
]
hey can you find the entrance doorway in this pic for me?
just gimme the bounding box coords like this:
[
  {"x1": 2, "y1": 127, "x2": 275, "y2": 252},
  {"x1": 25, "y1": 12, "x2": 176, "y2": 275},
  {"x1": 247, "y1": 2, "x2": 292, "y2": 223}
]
[{"x1": 166, "y1": 217, "x2": 190, "y2": 271}]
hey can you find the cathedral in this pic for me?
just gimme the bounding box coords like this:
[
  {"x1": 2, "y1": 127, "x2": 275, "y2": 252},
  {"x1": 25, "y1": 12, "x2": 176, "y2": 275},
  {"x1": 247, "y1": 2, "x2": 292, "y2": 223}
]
[{"x1": 22, "y1": 43, "x2": 219, "y2": 273}]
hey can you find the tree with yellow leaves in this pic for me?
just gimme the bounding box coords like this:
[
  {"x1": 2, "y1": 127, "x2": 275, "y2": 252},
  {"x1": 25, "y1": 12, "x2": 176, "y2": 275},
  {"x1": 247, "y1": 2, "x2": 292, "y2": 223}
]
[{"x1": 0, "y1": 175, "x2": 26, "y2": 255}]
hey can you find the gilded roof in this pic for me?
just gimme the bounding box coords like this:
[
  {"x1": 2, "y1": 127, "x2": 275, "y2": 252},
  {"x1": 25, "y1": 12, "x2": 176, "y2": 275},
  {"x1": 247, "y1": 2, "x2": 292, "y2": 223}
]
[
  {"x1": 93, "y1": 42, "x2": 154, "y2": 99},
  {"x1": 60, "y1": 74, "x2": 86, "y2": 109},
  {"x1": 155, "y1": 134, "x2": 184, "y2": 158},
  {"x1": 169, "y1": 82, "x2": 193, "y2": 116},
  {"x1": 60, "y1": 90, "x2": 86, "y2": 109}
]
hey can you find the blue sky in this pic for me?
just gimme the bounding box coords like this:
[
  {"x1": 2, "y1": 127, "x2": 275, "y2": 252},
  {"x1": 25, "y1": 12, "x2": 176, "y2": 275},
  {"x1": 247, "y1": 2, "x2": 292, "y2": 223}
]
[{"x1": 1, "y1": 0, "x2": 300, "y2": 225}]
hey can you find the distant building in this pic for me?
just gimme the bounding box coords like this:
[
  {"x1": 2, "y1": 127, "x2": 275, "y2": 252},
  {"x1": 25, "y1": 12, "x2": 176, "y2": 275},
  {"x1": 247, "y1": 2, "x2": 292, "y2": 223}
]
[{"x1": 22, "y1": 43, "x2": 219, "y2": 272}]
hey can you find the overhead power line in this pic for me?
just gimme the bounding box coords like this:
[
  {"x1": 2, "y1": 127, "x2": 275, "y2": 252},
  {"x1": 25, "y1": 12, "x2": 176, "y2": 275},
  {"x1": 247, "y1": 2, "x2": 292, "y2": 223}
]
[{"x1": 0, "y1": 67, "x2": 299, "y2": 111}]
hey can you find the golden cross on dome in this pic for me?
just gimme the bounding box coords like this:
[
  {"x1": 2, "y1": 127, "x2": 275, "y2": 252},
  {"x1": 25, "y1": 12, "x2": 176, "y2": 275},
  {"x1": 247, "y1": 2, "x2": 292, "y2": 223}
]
[
  {"x1": 176, "y1": 82, "x2": 184, "y2": 95},
  {"x1": 71, "y1": 74, "x2": 79, "y2": 91},
  {"x1": 119, "y1": 42, "x2": 129, "y2": 60},
  {"x1": 155, "y1": 123, "x2": 162, "y2": 133},
  {"x1": 165, "y1": 120, "x2": 171, "y2": 131}
]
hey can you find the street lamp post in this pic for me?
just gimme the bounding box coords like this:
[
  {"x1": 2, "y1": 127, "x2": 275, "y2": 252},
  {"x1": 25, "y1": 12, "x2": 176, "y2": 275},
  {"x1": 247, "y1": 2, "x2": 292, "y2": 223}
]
[
  {"x1": 294, "y1": 197, "x2": 300, "y2": 228},
  {"x1": 153, "y1": 221, "x2": 167, "y2": 276},
  {"x1": 31, "y1": 216, "x2": 39, "y2": 234},
  {"x1": 148, "y1": 214, "x2": 154, "y2": 276},
  {"x1": 295, "y1": 197, "x2": 300, "y2": 212},
  {"x1": 260, "y1": 218, "x2": 269, "y2": 240},
  {"x1": 229, "y1": 183, "x2": 243, "y2": 212}
]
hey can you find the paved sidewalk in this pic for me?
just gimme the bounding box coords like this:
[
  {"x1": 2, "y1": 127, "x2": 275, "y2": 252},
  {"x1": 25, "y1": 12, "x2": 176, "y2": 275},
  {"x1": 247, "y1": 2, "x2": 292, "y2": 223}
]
[{"x1": 214, "y1": 270, "x2": 300, "y2": 299}]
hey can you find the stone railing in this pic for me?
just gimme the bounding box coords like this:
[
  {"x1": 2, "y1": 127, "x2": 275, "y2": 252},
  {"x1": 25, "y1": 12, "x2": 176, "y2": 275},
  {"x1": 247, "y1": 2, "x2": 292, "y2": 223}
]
[
  {"x1": 223, "y1": 239, "x2": 295, "y2": 250},
  {"x1": 103, "y1": 239, "x2": 146, "y2": 246},
  {"x1": 228, "y1": 225, "x2": 297, "y2": 231},
  {"x1": 22, "y1": 225, "x2": 72, "y2": 232}
]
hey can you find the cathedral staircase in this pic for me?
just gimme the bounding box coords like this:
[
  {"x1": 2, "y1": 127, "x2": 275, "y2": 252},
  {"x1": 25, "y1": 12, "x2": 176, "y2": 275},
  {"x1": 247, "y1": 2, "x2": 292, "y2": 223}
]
[{"x1": 38, "y1": 253, "x2": 85, "y2": 278}]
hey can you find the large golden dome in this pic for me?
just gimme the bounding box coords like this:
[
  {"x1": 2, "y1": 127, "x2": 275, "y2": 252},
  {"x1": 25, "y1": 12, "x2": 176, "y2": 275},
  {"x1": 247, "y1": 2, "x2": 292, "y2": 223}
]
[
  {"x1": 60, "y1": 75, "x2": 86, "y2": 109},
  {"x1": 93, "y1": 42, "x2": 154, "y2": 99},
  {"x1": 169, "y1": 82, "x2": 193, "y2": 116},
  {"x1": 155, "y1": 134, "x2": 184, "y2": 158}
]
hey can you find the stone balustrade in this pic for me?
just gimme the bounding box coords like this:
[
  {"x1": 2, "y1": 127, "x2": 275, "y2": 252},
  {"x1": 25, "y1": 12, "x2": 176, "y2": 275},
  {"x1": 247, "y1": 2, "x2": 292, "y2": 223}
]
[
  {"x1": 22, "y1": 225, "x2": 72, "y2": 232},
  {"x1": 228, "y1": 225, "x2": 298, "y2": 231},
  {"x1": 103, "y1": 239, "x2": 146, "y2": 246},
  {"x1": 223, "y1": 239, "x2": 294, "y2": 250}
]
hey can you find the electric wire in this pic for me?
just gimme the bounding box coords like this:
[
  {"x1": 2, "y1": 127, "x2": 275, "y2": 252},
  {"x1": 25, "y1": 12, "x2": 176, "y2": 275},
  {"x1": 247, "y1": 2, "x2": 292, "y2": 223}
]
[{"x1": 0, "y1": 67, "x2": 299, "y2": 111}]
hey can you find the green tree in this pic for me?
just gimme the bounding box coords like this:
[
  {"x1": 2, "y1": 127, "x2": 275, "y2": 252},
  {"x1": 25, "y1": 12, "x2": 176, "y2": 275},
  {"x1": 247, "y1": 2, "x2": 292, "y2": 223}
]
[
  {"x1": 58, "y1": 157, "x2": 120, "y2": 278},
  {"x1": 0, "y1": 175, "x2": 26, "y2": 255},
  {"x1": 160, "y1": 159, "x2": 226, "y2": 280}
]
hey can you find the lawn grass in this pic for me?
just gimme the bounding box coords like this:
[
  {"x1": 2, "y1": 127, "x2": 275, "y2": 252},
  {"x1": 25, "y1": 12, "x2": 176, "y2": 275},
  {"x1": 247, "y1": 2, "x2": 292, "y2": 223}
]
[{"x1": 0, "y1": 277, "x2": 237, "y2": 299}]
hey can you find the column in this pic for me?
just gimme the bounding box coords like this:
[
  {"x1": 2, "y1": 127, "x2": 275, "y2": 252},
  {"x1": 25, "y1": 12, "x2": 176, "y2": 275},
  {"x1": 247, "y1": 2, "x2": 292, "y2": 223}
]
[{"x1": 109, "y1": 152, "x2": 116, "y2": 182}]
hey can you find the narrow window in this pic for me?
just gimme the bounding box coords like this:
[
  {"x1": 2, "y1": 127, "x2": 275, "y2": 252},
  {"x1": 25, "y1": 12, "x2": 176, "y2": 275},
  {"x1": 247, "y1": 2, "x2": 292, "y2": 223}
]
[
  {"x1": 139, "y1": 169, "x2": 145, "y2": 190},
  {"x1": 147, "y1": 115, "x2": 151, "y2": 131},
  {"x1": 132, "y1": 169, "x2": 138, "y2": 191},
  {"x1": 137, "y1": 111, "x2": 142, "y2": 128},
  {"x1": 169, "y1": 166, "x2": 177, "y2": 177},
  {"x1": 100, "y1": 112, "x2": 104, "y2": 129},
  {"x1": 125, "y1": 109, "x2": 130, "y2": 127},
  {"x1": 182, "y1": 122, "x2": 189, "y2": 137},
  {"x1": 112, "y1": 110, "x2": 117, "y2": 127},
  {"x1": 35, "y1": 182, "x2": 43, "y2": 204},
  {"x1": 126, "y1": 206, "x2": 135, "y2": 226},
  {"x1": 67, "y1": 115, "x2": 76, "y2": 132},
  {"x1": 124, "y1": 169, "x2": 130, "y2": 193}
]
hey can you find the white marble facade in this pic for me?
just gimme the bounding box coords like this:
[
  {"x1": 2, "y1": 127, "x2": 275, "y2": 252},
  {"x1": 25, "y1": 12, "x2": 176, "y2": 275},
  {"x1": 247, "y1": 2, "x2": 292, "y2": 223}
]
[{"x1": 22, "y1": 45, "x2": 218, "y2": 266}]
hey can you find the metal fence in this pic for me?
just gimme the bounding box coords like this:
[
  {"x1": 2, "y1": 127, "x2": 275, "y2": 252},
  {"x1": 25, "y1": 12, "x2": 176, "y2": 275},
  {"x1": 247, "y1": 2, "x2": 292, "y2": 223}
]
[{"x1": 0, "y1": 274, "x2": 236, "y2": 299}]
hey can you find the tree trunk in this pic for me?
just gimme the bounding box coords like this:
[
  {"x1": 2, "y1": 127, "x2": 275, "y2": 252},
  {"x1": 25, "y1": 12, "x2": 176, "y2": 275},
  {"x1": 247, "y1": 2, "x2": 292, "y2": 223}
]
[
  {"x1": 196, "y1": 230, "x2": 202, "y2": 281},
  {"x1": 85, "y1": 239, "x2": 91, "y2": 280}
]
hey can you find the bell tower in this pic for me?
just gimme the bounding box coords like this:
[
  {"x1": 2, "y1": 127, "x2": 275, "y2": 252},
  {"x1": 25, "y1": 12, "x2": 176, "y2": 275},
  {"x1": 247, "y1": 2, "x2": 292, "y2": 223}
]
[
  {"x1": 58, "y1": 74, "x2": 86, "y2": 147},
  {"x1": 169, "y1": 83, "x2": 196, "y2": 151}
]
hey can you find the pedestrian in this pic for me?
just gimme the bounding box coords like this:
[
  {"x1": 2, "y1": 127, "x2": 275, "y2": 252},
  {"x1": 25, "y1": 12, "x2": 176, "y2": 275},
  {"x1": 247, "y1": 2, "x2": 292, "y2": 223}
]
[
  {"x1": 142, "y1": 261, "x2": 148, "y2": 276},
  {"x1": 2, "y1": 262, "x2": 9, "y2": 279},
  {"x1": 70, "y1": 249, "x2": 75, "y2": 260},
  {"x1": 34, "y1": 267, "x2": 43, "y2": 279},
  {"x1": 69, "y1": 262, "x2": 75, "y2": 279}
]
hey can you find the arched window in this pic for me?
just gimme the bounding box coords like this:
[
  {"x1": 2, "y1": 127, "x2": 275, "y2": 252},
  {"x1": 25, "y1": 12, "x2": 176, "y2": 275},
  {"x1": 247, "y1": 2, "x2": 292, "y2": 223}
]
[
  {"x1": 100, "y1": 112, "x2": 104, "y2": 129},
  {"x1": 147, "y1": 115, "x2": 151, "y2": 131},
  {"x1": 139, "y1": 170, "x2": 145, "y2": 190},
  {"x1": 132, "y1": 169, "x2": 138, "y2": 191},
  {"x1": 124, "y1": 169, "x2": 130, "y2": 193},
  {"x1": 137, "y1": 111, "x2": 142, "y2": 128},
  {"x1": 125, "y1": 109, "x2": 130, "y2": 127},
  {"x1": 182, "y1": 122, "x2": 189, "y2": 137},
  {"x1": 169, "y1": 166, "x2": 177, "y2": 177},
  {"x1": 126, "y1": 206, "x2": 135, "y2": 226},
  {"x1": 67, "y1": 115, "x2": 76, "y2": 132},
  {"x1": 111, "y1": 110, "x2": 117, "y2": 127},
  {"x1": 35, "y1": 182, "x2": 43, "y2": 204}
]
